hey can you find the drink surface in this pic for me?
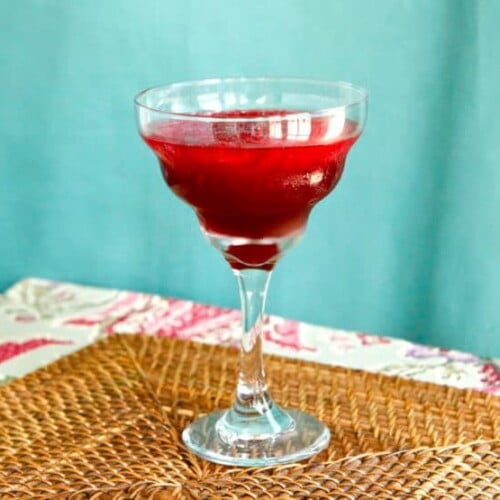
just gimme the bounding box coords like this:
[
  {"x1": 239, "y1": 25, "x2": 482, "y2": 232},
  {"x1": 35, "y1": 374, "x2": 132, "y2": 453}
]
[{"x1": 143, "y1": 110, "x2": 359, "y2": 268}]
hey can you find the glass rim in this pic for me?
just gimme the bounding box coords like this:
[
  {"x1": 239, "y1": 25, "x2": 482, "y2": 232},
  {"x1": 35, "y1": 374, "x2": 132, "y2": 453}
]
[{"x1": 134, "y1": 77, "x2": 368, "y2": 122}]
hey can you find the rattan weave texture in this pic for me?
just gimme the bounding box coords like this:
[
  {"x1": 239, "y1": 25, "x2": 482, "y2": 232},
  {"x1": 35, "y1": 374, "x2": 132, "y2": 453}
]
[{"x1": 0, "y1": 335, "x2": 498, "y2": 498}]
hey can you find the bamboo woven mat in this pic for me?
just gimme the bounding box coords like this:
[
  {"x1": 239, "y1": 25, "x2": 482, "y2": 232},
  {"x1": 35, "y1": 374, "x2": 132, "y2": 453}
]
[{"x1": 0, "y1": 335, "x2": 498, "y2": 498}]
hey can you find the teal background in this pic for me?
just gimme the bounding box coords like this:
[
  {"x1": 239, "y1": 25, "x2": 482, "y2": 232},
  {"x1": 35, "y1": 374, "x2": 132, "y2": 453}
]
[{"x1": 1, "y1": 0, "x2": 499, "y2": 356}]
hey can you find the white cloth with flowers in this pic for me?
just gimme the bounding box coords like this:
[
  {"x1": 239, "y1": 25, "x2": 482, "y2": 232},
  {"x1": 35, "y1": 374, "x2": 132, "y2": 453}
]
[{"x1": 0, "y1": 278, "x2": 498, "y2": 394}]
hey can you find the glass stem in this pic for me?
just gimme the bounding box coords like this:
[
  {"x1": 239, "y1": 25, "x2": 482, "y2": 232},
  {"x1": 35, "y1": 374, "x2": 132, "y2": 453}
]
[{"x1": 233, "y1": 268, "x2": 273, "y2": 416}]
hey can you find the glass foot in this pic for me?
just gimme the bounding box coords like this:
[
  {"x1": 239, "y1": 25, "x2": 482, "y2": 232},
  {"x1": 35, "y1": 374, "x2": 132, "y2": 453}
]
[{"x1": 182, "y1": 406, "x2": 330, "y2": 466}]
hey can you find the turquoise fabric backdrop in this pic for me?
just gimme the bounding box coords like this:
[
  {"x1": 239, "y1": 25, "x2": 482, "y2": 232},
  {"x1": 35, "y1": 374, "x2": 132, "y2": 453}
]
[{"x1": 1, "y1": 0, "x2": 499, "y2": 356}]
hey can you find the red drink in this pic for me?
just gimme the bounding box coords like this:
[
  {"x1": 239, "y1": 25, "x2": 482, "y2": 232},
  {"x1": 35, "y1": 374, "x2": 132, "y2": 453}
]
[
  {"x1": 136, "y1": 80, "x2": 367, "y2": 466},
  {"x1": 143, "y1": 110, "x2": 359, "y2": 269}
]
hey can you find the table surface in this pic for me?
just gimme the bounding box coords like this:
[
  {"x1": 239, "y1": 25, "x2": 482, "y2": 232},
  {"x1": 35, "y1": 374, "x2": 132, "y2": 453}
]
[{"x1": 0, "y1": 277, "x2": 499, "y2": 395}]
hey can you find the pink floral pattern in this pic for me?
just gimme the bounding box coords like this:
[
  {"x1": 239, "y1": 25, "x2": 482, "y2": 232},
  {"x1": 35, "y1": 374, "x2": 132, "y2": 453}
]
[
  {"x1": 0, "y1": 277, "x2": 499, "y2": 395},
  {"x1": 107, "y1": 298, "x2": 240, "y2": 339},
  {"x1": 479, "y1": 363, "x2": 500, "y2": 393},
  {"x1": 63, "y1": 292, "x2": 145, "y2": 327},
  {"x1": 357, "y1": 333, "x2": 391, "y2": 346},
  {"x1": 263, "y1": 318, "x2": 315, "y2": 352},
  {"x1": 0, "y1": 338, "x2": 73, "y2": 364}
]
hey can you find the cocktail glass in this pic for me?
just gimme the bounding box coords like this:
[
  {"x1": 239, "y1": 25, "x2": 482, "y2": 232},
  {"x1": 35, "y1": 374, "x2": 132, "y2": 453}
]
[{"x1": 135, "y1": 78, "x2": 367, "y2": 466}]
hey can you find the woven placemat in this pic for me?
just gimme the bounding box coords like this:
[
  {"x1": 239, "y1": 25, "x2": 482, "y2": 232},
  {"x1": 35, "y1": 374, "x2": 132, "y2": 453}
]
[{"x1": 0, "y1": 335, "x2": 498, "y2": 498}]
